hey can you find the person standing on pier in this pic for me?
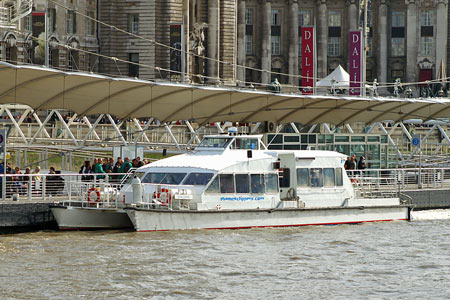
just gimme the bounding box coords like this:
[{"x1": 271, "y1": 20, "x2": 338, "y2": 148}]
[{"x1": 94, "y1": 158, "x2": 106, "y2": 180}]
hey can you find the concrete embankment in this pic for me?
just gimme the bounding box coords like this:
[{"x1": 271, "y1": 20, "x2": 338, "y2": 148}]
[
  {"x1": 403, "y1": 189, "x2": 450, "y2": 209},
  {"x1": 0, "y1": 201, "x2": 57, "y2": 233}
]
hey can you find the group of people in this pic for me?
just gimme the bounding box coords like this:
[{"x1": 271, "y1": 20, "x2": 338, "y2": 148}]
[
  {"x1": 344, "y1": 154, "x2": 366, "y2": 171},
  {"x1": 79, "y1": 156, "x2": 149, "y2": 181},
  {"x1": 0, "y1": 163, "x2": 64, "y2": 196}
]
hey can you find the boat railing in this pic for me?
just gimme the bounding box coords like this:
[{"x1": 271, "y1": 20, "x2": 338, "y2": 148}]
[
  {"x1": 133, "y1": 183, "x2": 193, "y2": 211},
  {"x1": 348, "y1": 167, "x2": 450, "y2": 198},
  {"x1": 0, "y1": 172, "x2": 128, "y2": 204}
]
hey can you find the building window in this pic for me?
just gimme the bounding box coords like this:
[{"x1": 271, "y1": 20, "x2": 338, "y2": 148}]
[
  {"x1": 129, "y1": 53, "x2": 139, "y2": 77},
  {"x1": 245, "y1": 35, "x2": 253, "y2": 55},
  {"x1": 391, "y1": 38, "x2": 405, "y2": 56},
  {"x1": 48, "y1": 8, "x2": 56, "y2": 33},
  {"x1": 298, "y1": 10, "x2": 312, "y2": 56},
  {"x1": 392, "y1": 11, "x2": 405, "y2": 27},
  {"x1": 271, "y1": 9, "x2": 280, "y2": 26},
  {"x1": 328, "y1": 37, "x2": 340, "y2": 57},
  {"x1": 245, "y1": 8, "x2": 253, "y2": 25},
  {"x1": 87, "y1": 11, "x2": 95, "y2": 36},
  {"x1": 24, "y1": 14, "x2": 32, "y2": 31},
  {"x1": 299, "y1": 10, "x2": 311, "y2": 27},
  {"x1": 66, "y1": 10, "x2": 76, "y2": 34},
  {"x1": 50, "y1": 49, "x2": 59, "y2": 68},
  {"x1": 328, "y1": 11, "x2": 341, "y2": 27},
  {"x1": 272, "y1": 35, "x2": 280, "y2": 55},
  {"x1": 420, "y1": 10, "x2": 433, "y2": 26},
  {"x1": 128, "y1": 14, "x2": 139, "y2": 34},
  {"x1": 420, "y1": 37, "x2": 433, "y2": 56}
]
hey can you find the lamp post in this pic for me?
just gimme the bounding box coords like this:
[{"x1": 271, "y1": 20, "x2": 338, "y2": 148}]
[{"x1": 362, "y1": 0, "x2": 368, "y2": 96}]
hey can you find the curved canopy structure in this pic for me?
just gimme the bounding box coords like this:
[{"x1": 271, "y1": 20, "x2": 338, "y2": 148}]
[{"x1": 1, "y1": 61, "x2": 450, "y2": 126}]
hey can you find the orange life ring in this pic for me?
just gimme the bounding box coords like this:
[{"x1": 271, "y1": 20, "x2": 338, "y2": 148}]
[
  {"x1": 87, "y1": 187, "x2": 101, "y2": 204},
  {"x1": 159, "y1": 188, "x2": 172, "y2": 206}
]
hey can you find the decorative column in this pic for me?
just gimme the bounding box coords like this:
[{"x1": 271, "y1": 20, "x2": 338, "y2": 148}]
[
  {"x1": 317, "y1": 0, "x2": 327, "y2": 79},
  {"x1": 207, "y1": 0, "x2": 219, "y2": 83},
  {"x1": 406, "y1": 0, "x2": 417, "y2": 84},
  {"x1": 260, "y1": 0, "x2": 271, "y2": 84},
  {"x1": 435, "y1": 0, "x2": 448, "y2": 76},
  {"x1": 348, "y1": 0, "x2": 358, "y2": 30},
  {"x1": 378, "y1": 0, "x2": 388, "y2": 86},
  {"x1": 237, "y1": 0, "x2": 246, "y2": 85},
  {"x1": 288, "y1": 0, "x2": 299, "y2": 85}
]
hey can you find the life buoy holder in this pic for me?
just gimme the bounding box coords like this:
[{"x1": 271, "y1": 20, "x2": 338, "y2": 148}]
[{"x1": 87, "y1": 187, "x2": 101, "y2": 205}]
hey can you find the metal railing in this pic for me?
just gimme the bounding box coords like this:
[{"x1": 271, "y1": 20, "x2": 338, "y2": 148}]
[
  {"x1": 0, "y1": 172, "x2": 131, "y2": 202},
  {"x1": 348, "y1": 167, "x2": 450, "y2": 199}
]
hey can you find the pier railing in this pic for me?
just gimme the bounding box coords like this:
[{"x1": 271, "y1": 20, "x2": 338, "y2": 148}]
[
  {"x1": 1, "y1": 167, "x2": 450, "y2": 202},
  {"x1": 349, "y1": 168, "x2": 450, "y2": 199},
  {"x1": 0, "y1": 172, "x2": 129, "y2": 203}
]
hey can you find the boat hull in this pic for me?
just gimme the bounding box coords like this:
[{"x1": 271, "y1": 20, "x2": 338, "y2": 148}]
[
  {"x1": 51, "y1": 206, "x2": 133, "y2": 230},
  {"x1": 126, "y1": 205, "x2": 411, "y2": 232}
]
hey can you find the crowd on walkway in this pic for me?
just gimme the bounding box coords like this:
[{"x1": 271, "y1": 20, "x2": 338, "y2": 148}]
[
  {"x1": 344, "y1": 154, "x2": 366, "y2": 171},
  {"x1": 79, "y1": 156, "x2": 149, "y2": 181}
]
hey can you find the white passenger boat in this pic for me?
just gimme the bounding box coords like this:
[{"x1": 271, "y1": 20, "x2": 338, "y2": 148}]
[
  {"x1": 123, "y1": 134, "x2": 411, "y2": 231},
  {"x1": 50, "y1": 179, "x2": 135, "y2": 230}
]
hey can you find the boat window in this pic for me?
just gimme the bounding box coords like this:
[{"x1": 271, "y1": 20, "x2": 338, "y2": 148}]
[
  {"x1": 250, "y1": 174, "x2": 265, "y2": 194},
  {"x1": 296, "y1": 168, "x2": 309, "y2": 187},
  {"x1": 336, "y1": 168, "x2": 343, "y2": 186},
  {"x1": 142, "y1": 172, "x2": 186, "y2": 185},
  {"x1": 235, "y1": 174, "x2": 250, "y2": 193},
  {"x1": 183, "y1": 173, "x2": 214, "y2": 185},
  {"x1": 142, "y1": 172, "x2": 166, "y2": 184},
  {"x1": 324, "y1": 168, "x2": 335, "y2": 187},
  {"x1": 206, "y1": 176, "x2": 219, "y2": 193},
  {"x1": 310, "y1": 168, "x2": 323, "y2": 187},
  {"x1": 231, "y1": 138, "x2": 259, "y2": 150},
  {"x1": 219, "y1": 174, "x2": 235, "y2": 193},
  {"x1": 125, "y1": 171, "x2": 145, "y2": 184},
  {"x1": 279, "y1": 168, "x2": 290, "y2": 188},
  {"x1": 265, "y1": 173, "x2": 279, "y2": 193},
  {"x1": 198, "y1": 137, "x2": 232, "y2": 149},
  {"x1": 160, "y1": 173, "x2": 187, "y2": 185}
]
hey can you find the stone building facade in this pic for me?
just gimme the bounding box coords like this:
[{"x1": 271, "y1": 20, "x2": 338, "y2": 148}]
[
  {"x1": 238, "y1": 0, "x2": 449, "y2": 91},
  {"x1": 0, "y1": 0, "x2": 448, "y2": 92},
  {"x1": 0, "y1": 0, "x2": 99, "y2": 72}
]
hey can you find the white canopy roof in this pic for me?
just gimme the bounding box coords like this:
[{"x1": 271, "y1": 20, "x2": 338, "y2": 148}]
[
  {"x1": 316, "y1": 65, "x2": 349, "y2": 88},
  {"x1": 1, "y1": 61, "x2": 450, "y2": 126}
]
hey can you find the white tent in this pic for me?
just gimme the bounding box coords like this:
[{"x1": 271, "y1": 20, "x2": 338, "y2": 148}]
[{"x1": 316, "y1": 65, "x2": 349, "y2": 88}]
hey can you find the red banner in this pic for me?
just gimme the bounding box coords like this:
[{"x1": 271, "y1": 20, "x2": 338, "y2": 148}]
[
  {"x1": 349, "y1": 30, "x2": 362, "y2": 96},
  {"x1": 301, "y1": 27, "x2": 315, "y2": 95}
]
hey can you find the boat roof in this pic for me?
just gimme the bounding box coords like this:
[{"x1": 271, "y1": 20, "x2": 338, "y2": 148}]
[{"x1": 138, "y1": 149, "x2": 346, "y2": 172}]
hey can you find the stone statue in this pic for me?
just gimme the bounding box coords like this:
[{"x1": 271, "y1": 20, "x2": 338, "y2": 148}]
[
  {"x1": 372, "y1": 78, "x2": 379, "y2": 97},
  {"x1": 190, "y1": 23, "x2": 208, "y2": 56}
]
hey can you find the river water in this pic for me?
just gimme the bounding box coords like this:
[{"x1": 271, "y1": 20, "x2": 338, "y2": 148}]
[{"x1": 1, "y1": 210, "x2": 450, "y2": 300}]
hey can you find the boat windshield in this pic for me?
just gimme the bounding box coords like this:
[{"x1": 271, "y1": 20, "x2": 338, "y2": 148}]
[
  {"x1": 197, "y1": 137, "x2": 232, "y2": 149},
  {"x1": 182, "y1": 172, "x2": 214, "y2": 185},
  {"x1": 125, "y1": 171, "x2": 146, "y2": 184},
  {"x1": 141, "y1": 172, "x2": 187, "y2": 185}
]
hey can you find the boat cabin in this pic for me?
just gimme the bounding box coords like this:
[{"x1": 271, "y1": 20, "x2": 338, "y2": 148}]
[{"x1": 120, "y1": 134, "x2": 354, "y2": 210}]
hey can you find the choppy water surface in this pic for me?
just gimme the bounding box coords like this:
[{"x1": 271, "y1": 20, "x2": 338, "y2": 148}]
[{"x1": 1, "y1": 210, "x2": 450, "y2": 299}]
